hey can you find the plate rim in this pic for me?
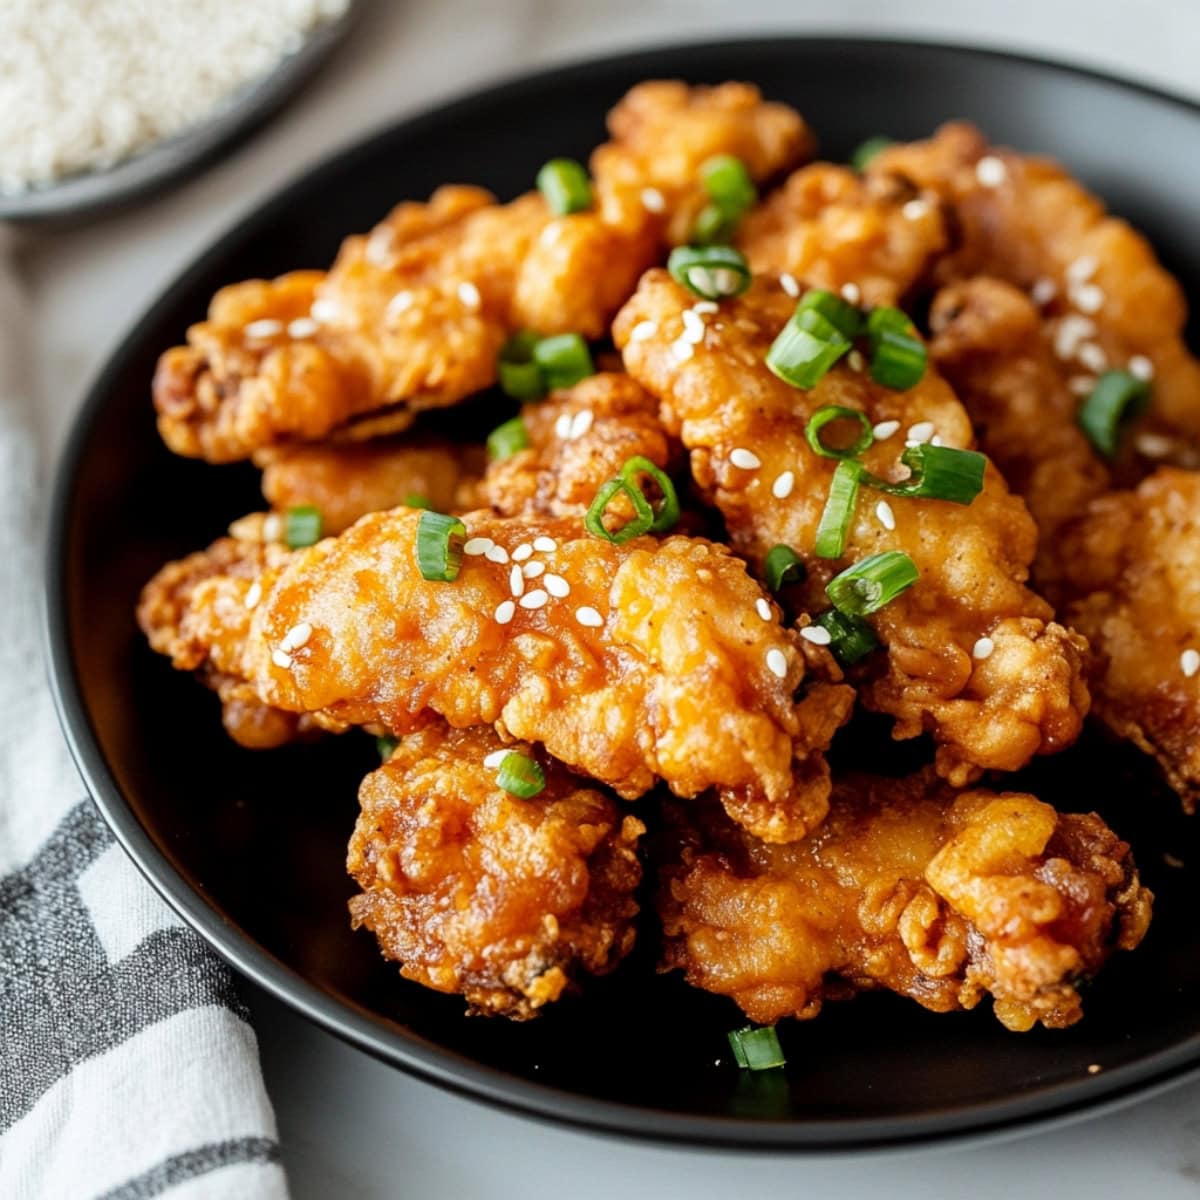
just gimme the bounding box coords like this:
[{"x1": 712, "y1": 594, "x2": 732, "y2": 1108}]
[{"x1": 42, "y1": 32, "x2": 1200, "y2": 1151}]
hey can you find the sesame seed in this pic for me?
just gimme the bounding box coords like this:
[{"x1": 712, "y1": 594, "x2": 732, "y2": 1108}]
[
  {"x1": 875, "y1": 500, "x2": 896, "y2": 531},
  {"x1": 554, "y1": 413, "x2": 572, "y2": 439},
  {"x1": 1030, "y1": 278, "x2": 1057, "y2": 306},
  {"x1": 464, "y1": 537, "x2": 493, "y2": 556},
  {"x1": 975, "y1": 155, "x2": 1007, "y2": 187},
  {"x1": 483, "y1": 749, "x2": 509, "y2": 768},
  {"x1": 1181, "y1": 649, "x2": 1200, "y2": 678},
  {"x1": 840, "y1": 282, "x2": 861, "y2": 304},
  {"x1": 287, "y1": 317, "x2": 318, "y2": 338},
  {"x1": 671, "y1": 338, "x2": 695, "y2": 362},
  {"x1": 930, "y1": 435, "x2": 944, "y2": 447},
  {"x1": 280, "y1": 622, "x2": 312, "y2": 652},
  {"x1": 1054, "y1": 314, "x2": 1096, "y2": 360},
  {"x1": 766, "y1": 648, "x2": 789, "y2": 677},
  {"x1": 907, "y1": 421, "x2": 934, "y2": 444},
  {"x1": 510, "y1": 565, "x2": 525, "y2": 597},
  {"x1": 1136, "y1": 432, "x2": 1173, "y2": 458},
  {"x1": 271, "y1": 648, "x2": 294, "y2": 670},
  {"x1": 494, "y1": 600, "x2": 515, "y2": 625},
  {"x1": 780, "y1": 272, "x2": 800, "y2": 297},
  {"x1": 901, "y1": 198, "x2": 930, "y2": 220},
  {"x1": 262, "y1": 513, "x2": 283, "y2": 542},
  {"x1": 1068, "y1": 375, "x2": 1096, "y2": 397},
  {"x1": 245, "y1": 318, "x2": 282, "y2": 338},
  {"x1": 1078, "y1": 342, "x2": 1108, "y2": 373},
  {"x1": 457, "y1": 281, "x2": 481, "y2": 310},
  {"x1": 972, "y1": 637, "x2": 995, "y2": 661},
  {"x1": 544, "y1": 573, "x2": 570, "y2": 598},
  {"x1": 772, "y1": 470, "x2": 795, "y2": 499},
  {"x1": 731, "y1": 447, "x2": 762, "y2": 470},
  {"x1": 1129, "y1": 354, "x2": 1155, "y2": 381},
  {"x1": 533, "y1": 536, "x2": 557, "y2": 553},
  {"x1": 630, "y1": 319, "x2": 658, "y2": 342},
  {"x1": 310, "y1": 298, "x2": 339, "y2": 324},
  {"x1": 755, "y1": 598, "x2": 772, "y2": 621},
  {"x1": 681, "y1": 310, "x2": 707, "y2": 343},
  {"x1": 641, "y1": 187, "x2": 666, "y2": 213},
  {"x1": 523, "y1": 561, "x2": 545, "y2": 578},
  {"x1": 1066, "y1": 255, "x2": 1098, "y2": 284},
  {"x1": 539, "y1": 223, "x2": 564, "y2": 249},
  {"x1": 244, "y1": 581, "x2": 262, "y2": 609},
  {"x1": 873, "y1": 420, "x2": 900, "y2": 440},
  {"x1": 847, "y1": 349, "x2": 865, "y2": 372},
  {"x1": 485, "y1": 544, "x2": 509, "y2": 564},
  {"x1": 511, "y1": 543, "x2": 533, "y2": 562},
  {"x1": 364, "y1": 231, "x2": 394, "y2": 266},
  {"x1": 693, "y1": 301, "x2": 720, "y2": 315},
  {"x1": 799, "y1": 626, "x2": 832, "y2": 646},
  {"x1": 569, "y1": 409, "x2": 595, "y2": 439},
  {"x1": 576, "y1": 606, "x2": 604, "y2": 627},
  {"x1": 519, "y1": 589, "x2": 549, "y2": 610},
  {"x1": 1073, "y1": 283, "x2": 1104, "y2": 313},
  {"x1": 386, "y1": 290, "x2": 414, "y2": 319}
]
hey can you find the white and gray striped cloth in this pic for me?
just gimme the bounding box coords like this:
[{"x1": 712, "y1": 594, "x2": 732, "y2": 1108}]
[{"x1": 0, "y1": 229, "x2": 288, "y2": 1199}]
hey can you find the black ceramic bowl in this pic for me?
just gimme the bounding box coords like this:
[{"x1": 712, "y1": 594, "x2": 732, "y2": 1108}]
[{"x1": 46, "y1": 37, "x2": 1200, "y2": 1151}]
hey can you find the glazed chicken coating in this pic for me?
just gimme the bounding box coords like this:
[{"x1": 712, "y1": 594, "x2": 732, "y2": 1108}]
[
  {"x1": 657, "y1": 772, "x2": 1151, "y2": 1032},
  {"x1": 1061, "y1": 468, "x2": 1200, "y2": 807},
  {"x1": 347, "y1": 723, "x2": 644, "y2": 1018},
  {"x1": 153, "y1": 82, "x2": 810, "y2": 463},
  {"x1": 616, "y1": 271, "x2": 1089, "y2": 785}
]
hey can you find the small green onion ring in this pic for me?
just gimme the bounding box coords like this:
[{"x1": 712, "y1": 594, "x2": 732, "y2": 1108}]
[
  {"x1": 1078, "y1": 370, "x2": 1152, "y2": 457},
  {"x1": 866, "y1": 306, "x2": 927, "y2": 390},
  {"x1": 667, "y1": 245, "x2": 752, "y2": 300},
  {"x1": 702, "y1": 154, "x2": 757, "y2": 215},
  {"x1": 376, "y1": 734, "x2": 399, "y2": 762},
  {"x1": 797, "y1": 289, "x2": 862, "y2": 340},
  {"x1": 850, "y1": 136, "x2": 895, "y2": 172},
  {"x1": 403, "y1": 493, "x2": 432, "y2": 510},
  {"x1": 533, "y1": 333, "x2": 594, "y2": 391},
  {"x1": 619, "y1": 455, "x2": 681, "y2": 534},
  {"x1": 727, "y1": 1025, "x2": 786, "y2": 1071},
  {"x1": 826, "y1": 550, "x2": 919, "y2": 616},
  {"x1": 415, "y1": 510, "x2": 467, "y2": 582},
  {"x1": 496, "y1": 751, "x2": 546, "y2": 799},
  {"x1": 815, "y1": 460, "x2": 863, "y2": 559},
  {"x1": 486, "y1": 415, "x2": 531, "y2": 462},
  {"x1": 585, "y1": 477, "x2": 655, "y2": 544},
  {"x1": 284, "y1": 504, "x2": 323, "y2": 549},
  {"x1": 805, "y1": 404, "x2": 874, "y2": 461},
  {"x1": 766, "y1": 306, "x2": 852, "y2": 389},
  {"x1": 814, "y1": 609, "x2": 880, "y2": 666},
  {"x1": 868, "y1": 444, "x2": 987, "y2": 505},
  {"x1": 536, "y1": 157, "x2": 593, "y2": 215},
  {"x1": 764, "y1": 544, "x2": 806, "y2": 592},
  {"x1": 498, "y1": 331, "x2": 546, "y2": 400}
]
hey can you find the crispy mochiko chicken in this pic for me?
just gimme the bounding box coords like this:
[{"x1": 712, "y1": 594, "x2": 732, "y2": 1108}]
[
  {"x1": 616, "y1": 271, "x2": 1089, "y2": 784},
  {"x1": 153, "y1": 82, "x2": 810, "y2": 462},
  {"x1": 347, "y1": 724, "x2": 644, "y2": 1017},
  {"x1": 657, "y1": 772, "x2": 1151, "y2": 1031},
  {"x1": 1061, "y1": 468, "x2": 1200, "y2": 807}
]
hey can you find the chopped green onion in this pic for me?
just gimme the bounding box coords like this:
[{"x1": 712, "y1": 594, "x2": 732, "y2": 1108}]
[
  {"x1": 403, "y1": 493, "x2": 431, "y2": 510},
  {"x1": 815, "y1": 609, "x2": 880, "y2": 665},
  {"x1": 691, "y1": 202, "x2": 735, "y2": 245},
  {"x1": 498, "y1": 331, "x2": 546, "y2": 400},
  {"x1": 486, "y1": 416, "x2": 530, "y2": 462},
  {"x1": 620, "y1": 455, "x2": 680, "y2": 534},
  {"x1": 284, "y1": 505, "x2": 322, "y2": 549},
  {"x1": 415, "y1": 510, "x2": 466, "y2": 582},
  {"x1": 1078, "y1": 370, "x2": 1151, "y2": 457},
  {"x1": 815, "y1": 460, "x2": 863, "y2": 559},
  {"x1": 585, "y1": 478, "x2": 654, "y2": 544},
  {"x1": 727, "y1": 1025, "x2": 786, "y2": 1071},
  {"x1": 376, "y1": 734, "x2": 399, "y2": 761},
  {"x1": 536, "y1": 157, "x2": 592, "y2": 215},
  {"x1": 870, "y1": 444, "x2": 987, "y2": 505},
  {"x1": 496, "y1": 751, "x2": 546, "y2": 799},
  {"x1": 667, "y1": 245, "x2": 752, "y2": 300},
  {"x1": 764, "y1": 544, "x2": 806, "y2": 592},
  {"x1": 702, "y1": 154, "x2": 757, "y2": 216},
  {"x1": 826, "y1": 551, "x2": 919, "y2": 616},
  {"x1": 805, "y1": 404, "x2": 874, "y2": 461},
  {"x1": 766, "y1": 306, "x2": 852, "y2": 389},
  {"x1": 797, "y1": 289, "x2": 862, "y2": 340},
  {"x1": 866, "y1": 306, "x2": 927, "y2": 390},
  {"x1": 533, "y1": 333, "x2": 594, "y2": 390},
  {"x1": 851, "y1": 136, "x2": 894, "y2": 171}
]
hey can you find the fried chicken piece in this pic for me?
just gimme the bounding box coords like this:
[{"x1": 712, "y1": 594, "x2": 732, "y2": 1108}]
[
  {"x1": 347, "y1": 723, "x2": 643, "y2": 1017},
  {"x1": 658, "y1": 772, "x2": 1151, "y2": 1031},
  {"x1": 871, "y1": 122, "x2": 1200, "y2": 460},
  {"x1": 480, "y1": 372, "x2": 677, "y2": 518},
  {"x1": 154, "y1": 83, "x2": 810, "y2": 463},
  {"x1": 737, "y1": 162, "x2": 948, "y2": 307},
  {"x1": 256, "y1": 437, "x2": 484, "y2": 535},
  {"x1": 1060, "y1": 468, "x2": 1200, "y2": 806},
  {"x1": 616, "y1": 271, "x2": 1088, "y2": 784}
]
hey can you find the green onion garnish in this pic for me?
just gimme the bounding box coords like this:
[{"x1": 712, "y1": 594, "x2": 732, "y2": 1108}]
[
  {"x1": 284, "y1": 505, "x2": 322, "y2": 549},
  {"x1": 376, "y1": 734, "x2": 399, "y2": 761},
  {"x1": 498, "y1": 331, "x2": 546, "y2": 400},
  {"x1": 764, "y1": 544, "x2": 806, "y2": 592},
  {"x1": 866, "y1": 306, "x2": 927, "y2": 390},
  {"x1": 486, "y1": 416, "x2": 530, "y2": 462},
  {"x1": 871, "y1": 444, "x2": 987, "y2": 505},
  {"x1": 1078, "y1": 370, "x2": 1151, "y2": 457},
  {"x1": 826, "y1": 551, "x2": 919, "y2": 616},
  {"x1": 585, "y1": 477, "x2": 654, "y2": 544},
  {"x1": 797, "y1": 289, "x2": 862, "y2": 340},
  {"x1": 496, "y1": 751, "x2": 546, "y2": 799},
  {"x1": 536, "y1": 157, "x2": 592, "y2": 215},
  {"x1": 403, "y1": 493, "x2": 431, "y2": 510},
  {"x1": 415, "y1": 510, "x2": 467, "y2": 582},
  {"x1": 766, "y1": 306, "x2": 852, "y2": 389},
  {"x1": 850, "y1": 136, "x2": 894, "y2": 171},
  {"x1": 727, "y1": 1025, "x2": 786, "y2": 1071},
  {"x1": 805, "y1": 404, "x2": 874, "y2": 461},
  {"x1": 814, "y1": 609, "x2": 880, "y2": 665},
  {"x1": 702, "y1": 154, "x2": 757, "y2": 217},
  {"x1": 533, "y1": 333, "x2": 594, "y2": 391},
  {"x1": 815, "y1": 460, "x2": 863, "y2": 559},
  {"x1": 620, "y1": 455, "x2": 681, "y2": 534},
  {"x1": 691, "y1": 203, "x2": 735, "y2": 246},
  {"x1": 667, "y1": 245, "x2": 752, "y2": 300}
]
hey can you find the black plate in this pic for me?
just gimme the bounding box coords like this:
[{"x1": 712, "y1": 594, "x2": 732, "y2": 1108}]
[{"x1": 45, "y1": 37, "x2": 1200, "y2": 1150}]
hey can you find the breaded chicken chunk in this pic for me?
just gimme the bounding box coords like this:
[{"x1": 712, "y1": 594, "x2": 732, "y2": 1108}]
[
  {"x1": 657, "y1": 772, "x2": 1151, "y2": 1031},
  {"x1": 347, "y1": 723, "x2": 644, "y2": 1017},
  {"x1": 616, "y1": 271, "x2": 1088, "y2": 784}
]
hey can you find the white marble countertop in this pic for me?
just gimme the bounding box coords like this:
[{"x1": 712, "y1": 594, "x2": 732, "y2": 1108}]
[{"x1": 19, "y1": 1, "x2": 1200, "y2": 1194}]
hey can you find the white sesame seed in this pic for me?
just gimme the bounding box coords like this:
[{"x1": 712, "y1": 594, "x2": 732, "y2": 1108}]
[
  {"x1": 681, "y1": 310, "x2": 707, "y2": 343},
  {"x1": 1129, "y1": 355, "x2": 1155, "y2": 381},
  {"x1": 494, "y1": 600, "x2": 516, "y2": 625},
  {"x1": 457, "y1": 281, "x2": 481, "y2": 310},
  {"x1": 731, "y1": 447, "x2": 762, "y2": 470},
  {"x1": 692, "y1": 301, "x2": 720, "y2": 315},
  {"x1": 1182, "y1": 649, "x2": 1200, "y2": 678},
  {"x1": 262, "y1": 513, "x2": 283, "y2": 542},
  {"x1": 533, "y1": 536, "x2": 557, "y2": 553},
  {"x1": 522, "y1": 560, "x2": 545, "y2": 578},
  {"x1": 1054, "y1": 315, "x2": 1096, "y2": 360},
  {"x1": 386, "y1": 290, "x2": 414, "y2": 319},
  {"x1": 464, "y1": 537, "x2": 494, "y2": 556},
  {"x1": 972, "y1": 637, "x2": 995, "y2": 661},
  {"x1": 483, "y1": 749, "x2": 509, "y2": 768},
  {"x1": 510, "y1": 565, "x2": 525, "y2": 597},
  {"x1": 780, "y1": 272, "x2": 800, "y2": 298},
  {"x1": 485, "y1": 544, "x2": 510, "y2": 564},
  {"x1": 245, "y1": 318, "x2": 282, "y2": 338},
  {"x1": 641, "y1": 187, "x2": 666, "y2": 213},
  {"x1": 576, "y1": 605, "x2": 604, "y2": 628},
  {"x1": 569, "y1": 409, "x2": 595, "y2": 439},
  {"x1": 310, "y1": 298, "x2": 339, "y2": 324},
  {"x1": 755, "y1": 598, "x2": 772, "y2": 621},
  {"x1": 1068, "y1": 375, "x2": 1097, "y2": 397},
  {"x1": 287, "y1": 317, "x2": 319, "y2": 339},
  {"x1": 1078, "y1": 342, "x2": 1108, "y2": 373},
  {"x1": 630, "y1": 319, "x2": 658, "y2": 342},
  {"x1": 800, "y1": 626, "x2": 832, "y2": 646},
  {"x1": 365, "y1": 231, "x2": 394, "y2": 266},
  {"x1": 1073, "y1": 283, "x2": 1105, "y2": 313},
  {"x1": 772, "y1": 470, "x2": 795, "y2": 499},
  {"x1": 1030, "y1": 278, "x2": 1057, "y2": 306},
  {"x1": 875, "y1": 500, "x2": 896, "y2": 531},
  {"x1": 873, "y1": 419, "x2": 901, "y2": 440},
  {"x1": 930, "y1": 435, "x2": 944, "y2": 447},
  {"x1": 539, "y1": 223, "x2": 564, "y2": 250},
  {"x1": 1066, "y1": 255, "x2": 1098, "y2": 285},
  {"x1": 271, "y1": 648, "x2": 294, "y2": 670},
  {"x1": 671, "y1": 338, "x2": 695, "y2": 362},
  {"x1": 280, "y1": 622, "x2": 312, "y2": 652},
  {"x1": 847, "y1": 349, "x2": 865, "y2": 372},
  {"x1": 544, "y1": 573, "x2": 570, "y2": 598},
  {"x1": 1136, "y1": 432, "x2": 1173, "y2": 459},
  {"x1": 907, "y1": 421, "x2": 934, "y2": 444},
  {"x1": 766, "y1": 648, "x2": 789, "y2": 677},
  {"x1": 519, "y1": 589, "x2": 549, "y2": 609},
  {"x1": 975, "y1": 155, "x2": 1007, "y2": 187},
  {"x1": 512, "y1": 543, "x2": 533, "y2": 562},
  {"x1": 840, "y1": 282, "x2": 862, "y2": 304},
  {"x1": 554, "y1": 413, "x2": 572, "y2": 439},
  {"x1": 244, "y1": 581, "x2": 262, "y2": 609},
  {"x1": 901, "y1": 198, "x2": 930, "y2": 221}
]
